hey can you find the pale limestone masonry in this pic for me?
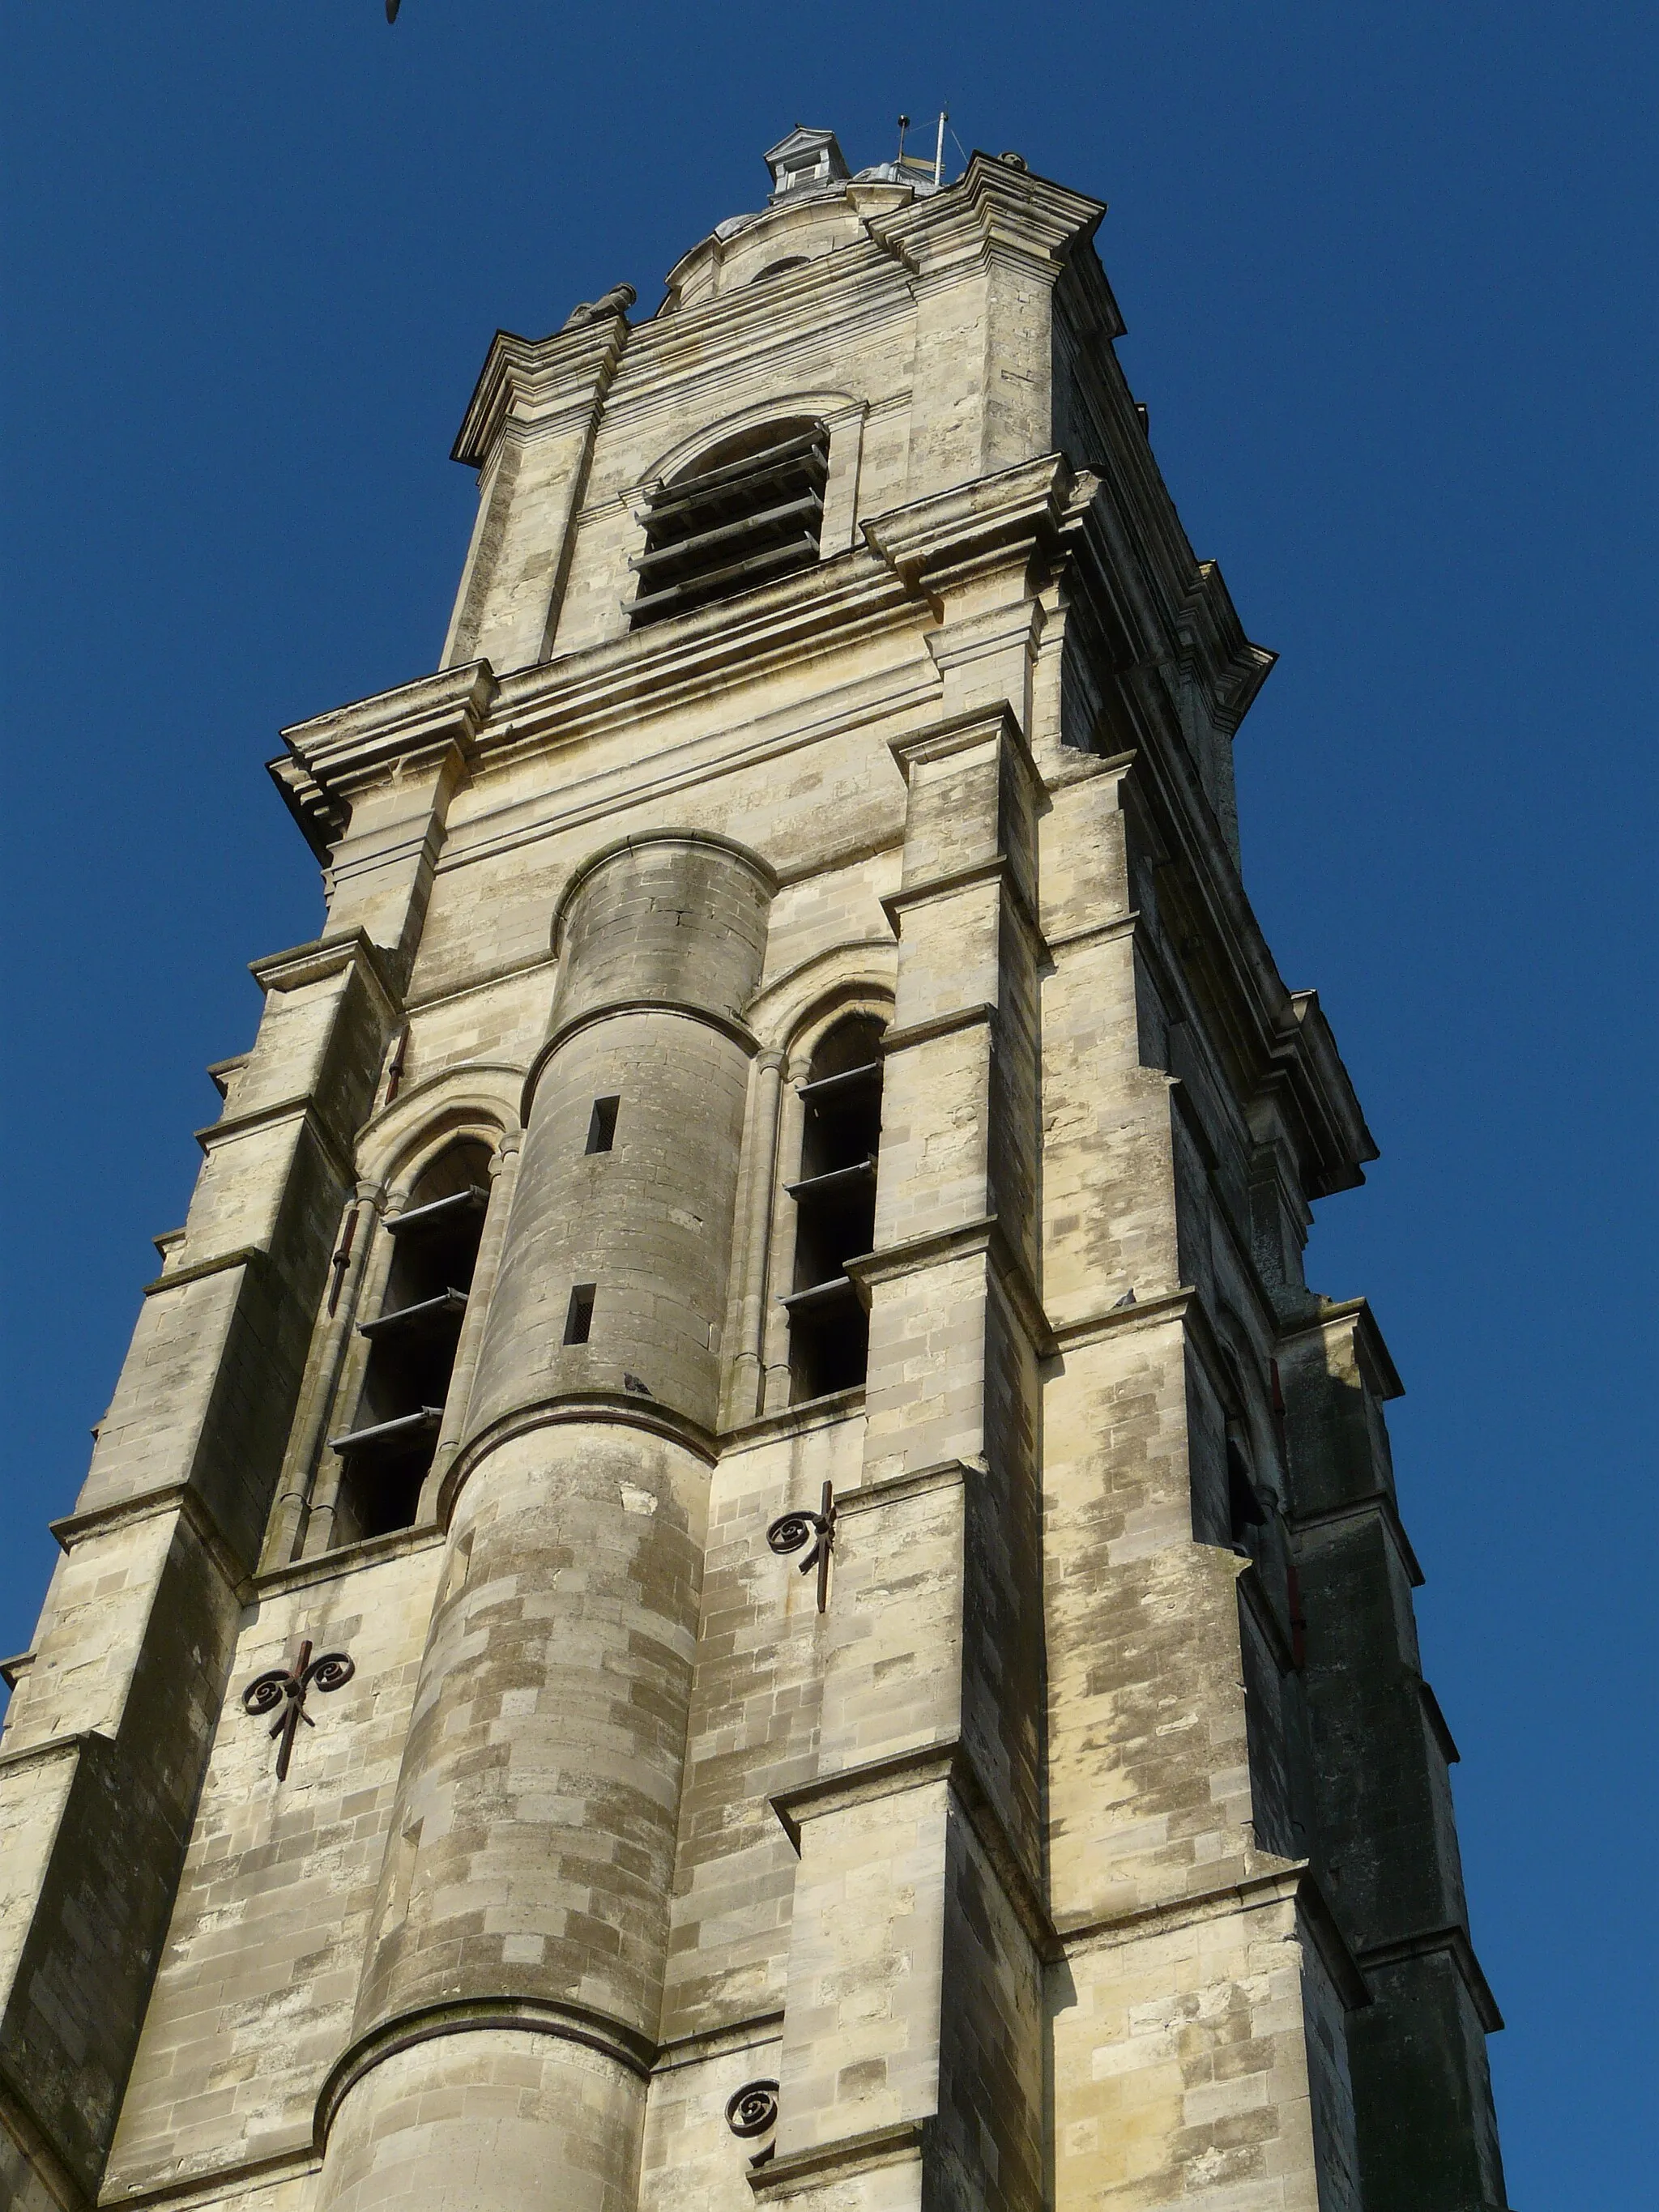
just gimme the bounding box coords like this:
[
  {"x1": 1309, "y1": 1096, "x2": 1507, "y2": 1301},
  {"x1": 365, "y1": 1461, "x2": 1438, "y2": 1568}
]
[{"x1": 1, "y1": 134, "x2": 1509, "y2": 2212}]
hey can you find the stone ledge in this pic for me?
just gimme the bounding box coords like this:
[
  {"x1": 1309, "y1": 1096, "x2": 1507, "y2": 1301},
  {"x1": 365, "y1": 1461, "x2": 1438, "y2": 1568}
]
[
  {"x1": 1057, "y1": 1860, "x2": 1371, "y2": 2010},
  {"x1": 1290, "y1": 1487, "x2": 1426, "y2": 1590},
  {"x1": 1047, "y1": 1281, "x2": 1193, "y2": 1353},
  {"x1": 248, "y1": 924, "x2": 401, "y2": 1010},
  {"x1": 720, "y1": 1387, "x2": 864, "y2": 1451},
  {"x1": 770, "y1": 1737, "x2": 1053, "y2": 1959},
  {"x1": 314, "y1": 1996, "x2": 656, "y2": 2152},
  {"x1": 96, "y1": 2145, "x2": 318, "y2": 2212},
  {"x1": 1045, "y1": 906, "x2": 1139, "y2": 957},
  {"x1": 876, "y1": 999, "x2": 993, "y2": 1057},
  {"x1": 1358, "y1": 1924, "x2": 1503, "y2": 2035},
  {"x1": 141, "y1": 1243, "x2": 265, "y2": 1298},
  {"x1": 525, "y1": 996, "x2": 762, "y2": 1120},
  {"x1": 0, "y1": 1726, "x2": 113, "y2": 1779},
  {"x1": 437, "y1": 1391, "x2": 719, "y2": 1523},
  {"x1": 48, "y1": 1481, "x2": 246, "y2": 1595},
  {"x1": 254, "y1": 1520, "x2": 445, "y2": 1598},
  {"x1": 834, "y1": 1456, "x2": 968, "y2": 1516},
  {"x1": 748, "y1": 2117, "x2": 924, "y2": 2197},
  {"x1": 847, "y1": 1213, "x2": 1052, "y2": 1356},
  {"x1": 654, "y1": 2010, "x2": 784, "y2": 2075}
]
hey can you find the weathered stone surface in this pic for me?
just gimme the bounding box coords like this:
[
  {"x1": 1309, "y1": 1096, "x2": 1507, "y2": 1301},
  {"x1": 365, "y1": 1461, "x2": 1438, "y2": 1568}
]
[{"x1": 0, "y1": 136, "x2": 1507, "y2": 2212}]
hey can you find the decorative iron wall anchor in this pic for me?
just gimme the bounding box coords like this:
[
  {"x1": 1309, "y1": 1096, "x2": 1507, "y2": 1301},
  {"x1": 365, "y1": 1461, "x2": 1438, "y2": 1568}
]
[
  {"x1": 767, "y1": 1480, "x2": 835, "y2": 1612},
  {"x1": 243, "y1": 1639, "x2": 355, "y2": 1780},
  {"x1": 725, "y1": 2079, "x2": 779, "y2": 2167}
]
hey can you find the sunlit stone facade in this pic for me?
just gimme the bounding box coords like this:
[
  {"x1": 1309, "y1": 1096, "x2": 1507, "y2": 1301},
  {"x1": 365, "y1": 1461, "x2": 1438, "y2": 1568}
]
[{"x1": 0, "y1": 130, "x2": 1508, "y2": 2212}]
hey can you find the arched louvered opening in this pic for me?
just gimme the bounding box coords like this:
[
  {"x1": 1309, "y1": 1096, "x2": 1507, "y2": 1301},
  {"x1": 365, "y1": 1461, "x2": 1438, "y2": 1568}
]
[
  {"x1": 629, "y1": 419, "x2": 828, "y2": 629},
  {"x1": 784, "y1": 1014, "x2": 884, "y2": 1402},
  {"x1": 329, "y1": 1139, "x2": 492, "y2": 1545}
]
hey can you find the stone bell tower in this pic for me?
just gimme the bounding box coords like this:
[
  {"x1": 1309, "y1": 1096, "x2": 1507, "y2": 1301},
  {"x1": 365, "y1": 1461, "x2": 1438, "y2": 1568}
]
[{"x1": 0, "y1": 131, "x2": 1509, "y2": 2212}]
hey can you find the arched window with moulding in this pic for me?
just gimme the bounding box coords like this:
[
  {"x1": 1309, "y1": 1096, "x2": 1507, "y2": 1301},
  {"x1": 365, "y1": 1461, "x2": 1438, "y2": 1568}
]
[
  {"x1": 629, "y1": 417, "x2": 828, "y2": 629},
  {"x1": 326, "y1": 1137, "x2": 493, "y2": 1545},
  {"x1": 783, "y1": 1012, "x2": 884, "y2": 1401}
]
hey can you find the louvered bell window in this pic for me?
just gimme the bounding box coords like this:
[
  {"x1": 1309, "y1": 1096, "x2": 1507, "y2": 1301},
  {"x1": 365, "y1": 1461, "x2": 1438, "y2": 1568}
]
[
  {"x1": 629, "y1": 421, "x2": 829, "y2": 629},
  {"x1": 783, "y1": 1014, "x2": 884, "y2": 1402},
  {"x1": 326, "y1": 1140, "x2": 492, "y2": 1545}
]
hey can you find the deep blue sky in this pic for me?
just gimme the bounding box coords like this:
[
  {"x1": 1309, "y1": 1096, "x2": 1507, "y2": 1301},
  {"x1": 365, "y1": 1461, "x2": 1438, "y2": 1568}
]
[{"x1": 2, "y1": 4, "x2": 1652, "y2": 2200}]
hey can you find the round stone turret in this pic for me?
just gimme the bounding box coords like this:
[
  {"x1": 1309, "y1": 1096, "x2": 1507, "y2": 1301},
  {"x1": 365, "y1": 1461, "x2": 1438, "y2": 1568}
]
[{"x1": 314, "y1": 833, "x2": 773, "y2": 2212}]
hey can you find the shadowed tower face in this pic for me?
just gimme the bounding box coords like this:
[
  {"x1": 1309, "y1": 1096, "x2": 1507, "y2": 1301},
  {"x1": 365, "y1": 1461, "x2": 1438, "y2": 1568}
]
[{"x1": 0, "y1": 129, "x2": 1508, "y2": 2212}]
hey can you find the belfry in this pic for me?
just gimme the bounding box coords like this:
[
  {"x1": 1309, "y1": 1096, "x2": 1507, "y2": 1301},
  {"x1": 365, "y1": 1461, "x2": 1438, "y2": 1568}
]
[{"x1": 0, "y1": 131, "x2": 1509, "y2": 2212}]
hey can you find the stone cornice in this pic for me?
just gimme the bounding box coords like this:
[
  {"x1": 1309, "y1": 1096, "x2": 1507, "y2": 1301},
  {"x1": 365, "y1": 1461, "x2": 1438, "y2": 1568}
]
[
  {"x1": 481, "y1": 545, "x2": 917, "y2": 766},
  {"x1": 141, "y1": 1242, "x2": 265, "y2": 1298},
  {"x1": 864, "y1": 151, "x2": 1105, "y2": 285},
  {"x1": 631, "y1": 237, "x2": 915, "y2": 408},
  {"x1": 265, "y1": 459, "x2": 1088, "y2": 857},
  {"x1": 1289, "y1": 1487, "x2": 1427, "y2": 1592},
  {"x1": 48, "y1": 1477, "x2": 249, "y2": 1596},
  {"x1": 862, "y1": 450, "x2": 1095, "y2": 594},
  {"x1": 1117, "y1": 737, "x2": 1378, "y2": 1199},
  {"x1": 1357, "y1": 1924, "x2": 1503, "y2": 2034},
  {"x1": 450, "y1": 315, "x2": 630, "y2": 471},
  {"x1": 748, "y1": 2119, "x2": 923, "y2": 2199},
  {"x1": 1056, "y1": 1860, "x2": 1371, "y2": 2010},
  {"x1": 252, "y1": 1521, "x2": 444, "y2": 1600},
  {"x1": 719, "y1": 1385, "x2": 864, "y2": 1451},
  {"x1": 1279, "y1": 1294, "x2": 1405, "y2": 1400},
  {"x1": 1175, "y1": 560, "x2": 1277, "y2": 736},
  {"x1": 770, "y1": 1735, "x2": 1053, "y2": 1959},
  {"x1": 525, "y1": 999, "x2": 761, "y2": 1122},
  {"x1": 846, "y1": 1213, "x2": 1053, "y2": 1358},
  {"x1": 276, "y1": 661, "x2": 497, "y2": 803}
]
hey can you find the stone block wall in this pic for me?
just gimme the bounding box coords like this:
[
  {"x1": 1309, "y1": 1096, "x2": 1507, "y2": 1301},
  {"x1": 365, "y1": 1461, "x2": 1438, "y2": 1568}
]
[{"x1": 1, "y1": 143, "x2": 1507, "y2": 2212}]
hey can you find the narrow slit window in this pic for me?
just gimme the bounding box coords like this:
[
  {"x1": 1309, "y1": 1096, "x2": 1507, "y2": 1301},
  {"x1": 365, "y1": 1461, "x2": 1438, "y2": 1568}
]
[
  {"x1": 328, "y1": 1138, "x2": 493, "y2": 1549},
  {"x1": 786, "y1": 1014, "x2": 884, "y2": 1404},
  {"x1": 586, "y1": 1096, "x2": 621, "y2": 1154},
  {"x1": 565, "y1": 1283, "x2": 596, "y2": 1345}
]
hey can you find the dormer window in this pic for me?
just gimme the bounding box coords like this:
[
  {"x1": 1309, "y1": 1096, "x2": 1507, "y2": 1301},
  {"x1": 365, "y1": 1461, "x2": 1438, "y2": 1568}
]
[
  {"x1": 629, "y1": 420, "x2": 829, "y2": 629},
  {"x1": 765, "y1": 126, "x2": 850, "y2": 202}
]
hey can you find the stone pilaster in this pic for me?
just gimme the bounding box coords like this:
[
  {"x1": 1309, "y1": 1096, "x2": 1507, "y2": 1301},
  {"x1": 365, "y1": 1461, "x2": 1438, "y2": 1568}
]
[
  {"x1": 766, "y1": 705, "x2": 1047, "y2": 2212},
  {"x1": 443, "y1": 315, "x2": 630, "y2": 676},
  {"x1": 1280, "y1": 1302, "x2": 1510, "y2": 2212},
  {"x1": 0, "y1": 929, "x2": 395, "y2": 2200}
]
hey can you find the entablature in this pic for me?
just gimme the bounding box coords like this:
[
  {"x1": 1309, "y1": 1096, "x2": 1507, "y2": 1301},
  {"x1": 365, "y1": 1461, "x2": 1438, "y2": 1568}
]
[{"x1": 267, "y1": 456, "x2": 1086, "y2": 856}]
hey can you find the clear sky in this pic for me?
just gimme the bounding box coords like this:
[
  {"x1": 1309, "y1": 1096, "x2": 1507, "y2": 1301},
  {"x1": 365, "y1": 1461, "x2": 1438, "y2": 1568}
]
[{"x1": 1, "y1": 3, "x2": 1652, "y2": 2201}]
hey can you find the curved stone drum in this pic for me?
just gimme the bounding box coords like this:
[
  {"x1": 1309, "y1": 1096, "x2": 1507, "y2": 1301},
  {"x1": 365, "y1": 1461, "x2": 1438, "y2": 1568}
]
[{"x1": 315, "y1": 833, "x2": 774, "y2": 2212}]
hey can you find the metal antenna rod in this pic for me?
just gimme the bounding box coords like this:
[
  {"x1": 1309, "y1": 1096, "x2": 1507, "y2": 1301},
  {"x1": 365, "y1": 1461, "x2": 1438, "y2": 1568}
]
[
  {"x1": 897, "y1": 114, "x2": 911, "y2": 163},
  {"x1": 933, "y1": 109, "x2": 948, "y2": 188}
]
